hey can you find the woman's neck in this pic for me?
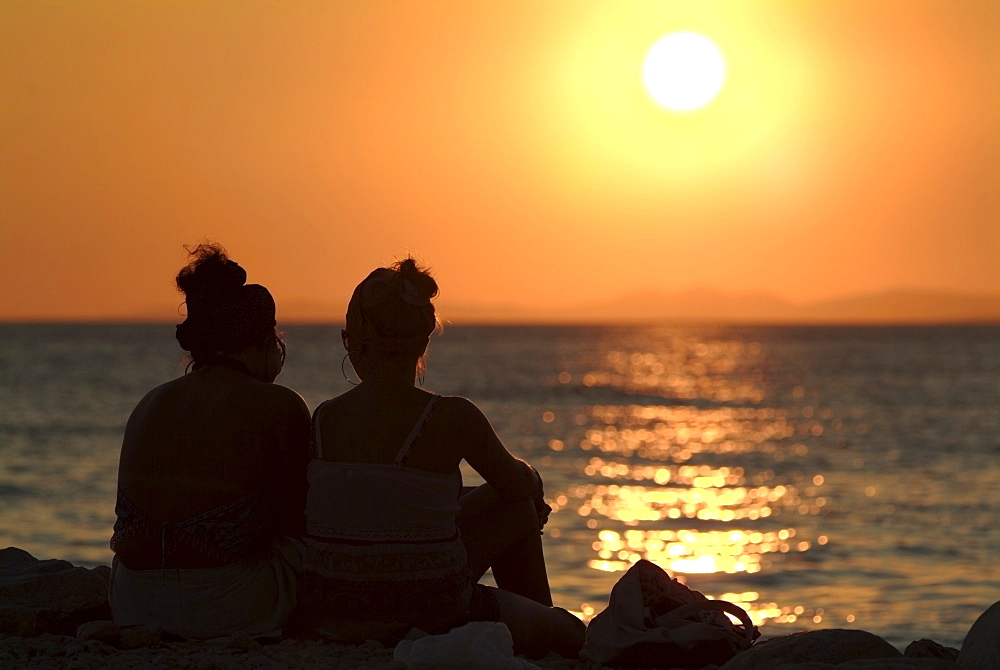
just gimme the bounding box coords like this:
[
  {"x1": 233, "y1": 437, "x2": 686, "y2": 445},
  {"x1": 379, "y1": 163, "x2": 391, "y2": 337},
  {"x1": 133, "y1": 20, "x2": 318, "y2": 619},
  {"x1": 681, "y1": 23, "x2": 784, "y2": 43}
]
[
  {"x1": 203, "y1": 356, "x2": 255, "y2": 378},
  {"x1": 355, "y1": 354, "x2": 418, "y2": 387},
  {"x1": 208, "y1": 345, "x2": 274, "y2": 383},
  {"x1": 359, "y1": 367, "x2": 416, "y2": 387}
]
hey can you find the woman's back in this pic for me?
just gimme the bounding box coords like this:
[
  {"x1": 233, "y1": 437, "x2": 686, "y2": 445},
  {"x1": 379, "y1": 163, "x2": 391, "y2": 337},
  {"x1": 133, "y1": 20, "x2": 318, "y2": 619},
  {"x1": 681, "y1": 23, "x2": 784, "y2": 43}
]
[
  {"x1": 118, "y1": 365, "x2": 307, "y2": 524},
  {"x1": 308, "y1": 390, "x2": 461, "y2": 542},
  {"x1": 312, "y1": 384, "x2": 465, "y2": 472},
  {"x1": 313, "y1": 384, "x2": 537, "y2": 498},
  {"x1": 113, "y1": 364, "x2": 309, "y2": 572}
]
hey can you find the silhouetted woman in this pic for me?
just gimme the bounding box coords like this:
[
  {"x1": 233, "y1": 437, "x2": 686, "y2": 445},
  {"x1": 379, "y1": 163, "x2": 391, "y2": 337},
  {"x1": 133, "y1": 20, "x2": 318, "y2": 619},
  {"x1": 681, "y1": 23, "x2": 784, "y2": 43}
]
[
  {"x1": 109, "y1": 244, "x2": 310, "y2": 639},
  {"x1": 298, "y1": 258, "x2": 585, "y2": 658}
]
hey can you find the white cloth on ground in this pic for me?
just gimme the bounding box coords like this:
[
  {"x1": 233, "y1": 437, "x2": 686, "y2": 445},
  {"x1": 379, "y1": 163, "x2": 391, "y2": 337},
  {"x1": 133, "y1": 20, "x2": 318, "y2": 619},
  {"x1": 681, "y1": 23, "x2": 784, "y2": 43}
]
[{"x1": 393, "y1": 621, "x2": 541, "y2": 670}]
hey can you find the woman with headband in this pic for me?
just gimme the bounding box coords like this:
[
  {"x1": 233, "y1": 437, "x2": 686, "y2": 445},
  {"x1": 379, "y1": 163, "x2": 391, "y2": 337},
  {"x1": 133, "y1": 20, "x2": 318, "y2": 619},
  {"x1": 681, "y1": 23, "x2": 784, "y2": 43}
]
[
  {"x1": 297, "y1": 258, "x2": 585, "y2": 658},
  {"x1": 109, "y1": 243, "x2": 310, "y2": 639}
]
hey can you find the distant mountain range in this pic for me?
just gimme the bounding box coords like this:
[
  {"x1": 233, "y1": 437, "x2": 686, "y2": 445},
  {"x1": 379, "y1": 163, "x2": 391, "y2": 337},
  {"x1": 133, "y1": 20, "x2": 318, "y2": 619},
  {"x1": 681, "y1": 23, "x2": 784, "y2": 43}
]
[
  {"x1": 35, "y1": 288, "x2": 1000, "y2": 325},
  {"x1": 436, "y1": 288, "x2": 1000, "y2": 325}
]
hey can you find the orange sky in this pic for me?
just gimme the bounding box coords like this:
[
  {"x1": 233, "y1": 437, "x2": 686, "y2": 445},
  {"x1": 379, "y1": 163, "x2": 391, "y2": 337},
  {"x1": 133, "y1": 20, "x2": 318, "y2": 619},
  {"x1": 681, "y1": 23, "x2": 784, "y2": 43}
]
[{"x1": 1, "y1": 1, "x2": 998, "y2": 322}]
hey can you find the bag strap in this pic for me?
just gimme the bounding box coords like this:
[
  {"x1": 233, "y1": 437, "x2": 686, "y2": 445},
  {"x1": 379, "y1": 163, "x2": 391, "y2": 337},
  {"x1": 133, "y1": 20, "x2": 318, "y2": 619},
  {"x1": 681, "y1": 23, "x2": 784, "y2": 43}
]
[{"x1": 662, "y1": 600, "x2": 756, "y2": 645}]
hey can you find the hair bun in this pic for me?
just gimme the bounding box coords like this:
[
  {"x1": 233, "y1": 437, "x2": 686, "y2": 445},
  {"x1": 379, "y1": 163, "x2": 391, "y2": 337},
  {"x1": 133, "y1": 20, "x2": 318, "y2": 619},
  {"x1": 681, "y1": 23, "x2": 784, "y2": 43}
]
[
  {"x1": 394, "y1": 257, "x2": 438, "y2": 305},
  {"x1": 344, "y1": 256, "x2": 440, "y2": 351},
  {"x1": 176, "y1": 244, "x2": 247, "y2": 303},
  {"x1": 174, "y1": 244, "x2": 277, "y2": 363},
  {"x1": 397, "y1": 258, "x2": 420, "y2": 276}
]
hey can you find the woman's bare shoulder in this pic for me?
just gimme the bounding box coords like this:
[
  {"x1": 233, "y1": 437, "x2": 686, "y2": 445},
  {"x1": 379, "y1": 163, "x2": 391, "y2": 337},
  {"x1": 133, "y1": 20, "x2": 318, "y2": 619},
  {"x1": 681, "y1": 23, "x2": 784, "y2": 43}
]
[
  {"x1": 432, "y1": 394, "x2": 494, "y2": 432},
  {"x1": 310, "y1": 390, "x2": 360, "y2": 423},
  {"x1": 260, "y1": 382, "x2": 310, "y2": 416},
  {"x1": 128, "y1": 375, "x2": 190, "y2": 414},
  {"x1": 433, "y1": 393, "x2": 480, "y2": 414}
]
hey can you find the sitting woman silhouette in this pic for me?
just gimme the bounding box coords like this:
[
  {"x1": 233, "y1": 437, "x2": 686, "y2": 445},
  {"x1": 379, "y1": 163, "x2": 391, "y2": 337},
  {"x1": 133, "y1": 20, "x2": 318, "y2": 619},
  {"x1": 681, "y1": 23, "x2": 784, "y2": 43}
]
[
  {"x1": 109, "y1": 243, "x2": 311, "y2": 639},
  {"x1": 297, "y1": 258, "x2": 585, "y2": 658}
]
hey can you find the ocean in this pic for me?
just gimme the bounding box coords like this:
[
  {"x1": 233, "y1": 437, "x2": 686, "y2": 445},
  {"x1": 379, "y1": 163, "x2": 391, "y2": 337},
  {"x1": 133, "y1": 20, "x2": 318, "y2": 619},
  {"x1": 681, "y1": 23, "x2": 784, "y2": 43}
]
[{"x1": 1, "y1": 323, "x2": 997, "y2": 650}]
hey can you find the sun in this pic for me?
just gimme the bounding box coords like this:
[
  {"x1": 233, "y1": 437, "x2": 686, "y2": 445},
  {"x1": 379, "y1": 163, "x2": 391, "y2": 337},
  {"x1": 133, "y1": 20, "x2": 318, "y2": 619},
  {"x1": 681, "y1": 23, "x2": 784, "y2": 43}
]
[{"x1": 643, "y1": 33, "x2": 726, "y2": 111}]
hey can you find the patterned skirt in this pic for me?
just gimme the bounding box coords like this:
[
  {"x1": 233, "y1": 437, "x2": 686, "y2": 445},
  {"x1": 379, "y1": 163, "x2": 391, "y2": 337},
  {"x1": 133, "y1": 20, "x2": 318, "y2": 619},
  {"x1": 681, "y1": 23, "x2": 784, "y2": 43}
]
[{"x1": 297, "y1": 536, "x2": 472, "y2": 641}]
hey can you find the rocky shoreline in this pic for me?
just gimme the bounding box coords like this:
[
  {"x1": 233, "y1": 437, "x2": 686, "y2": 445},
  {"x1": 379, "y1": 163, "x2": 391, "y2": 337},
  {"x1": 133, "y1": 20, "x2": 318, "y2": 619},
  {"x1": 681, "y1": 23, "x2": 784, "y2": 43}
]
[{"x1": 3, "y1": 547, "x2": 996, "y2": 669}]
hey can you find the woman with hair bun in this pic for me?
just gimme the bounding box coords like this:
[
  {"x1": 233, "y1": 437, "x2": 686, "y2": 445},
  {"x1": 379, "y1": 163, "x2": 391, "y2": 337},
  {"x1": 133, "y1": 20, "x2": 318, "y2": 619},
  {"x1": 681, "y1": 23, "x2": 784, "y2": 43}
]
[
  {"x1": 298, "y1": 258, "x2": 585, "y2": 658},
  {"x1": 109, "y1": 243, "x2": 310, "y2": 639}
]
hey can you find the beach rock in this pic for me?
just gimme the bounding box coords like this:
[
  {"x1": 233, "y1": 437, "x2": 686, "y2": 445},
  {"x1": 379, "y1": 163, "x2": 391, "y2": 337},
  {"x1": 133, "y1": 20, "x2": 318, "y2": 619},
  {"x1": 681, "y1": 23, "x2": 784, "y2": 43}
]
[
  {"x1": 20, "y1": 632, "x2": 74, "y2": 657},
  {"x1": 718, "y1": 629, "x2": 902, "y2": 669},
  {"x1": 906, "y1": 639, "x2": 960, "y2": 660},
  {"x1": 0, "y1": 635, "x2": 28, "y2": 663},
  {"x1": 0, "y1": 547, "x2": 36, "y2": 564},
  {"x1": 91, "y1": 564, "x2": 111, "y2": 585},
  {"x1": 200, "y1": 629, "x2": 263, "y2": 651},
  {"x1": 958, "y1": 600, "x2": 1000, "y2": 670},
  {"x1": 0, "y1": 547, "x2": 111, "y2": 636},
  {"x1": 119, "y1": 624, "x2": 163, "y2": 649},
  {"x1": 76, "y1": 619, "x2": 121, "y2": 645}
]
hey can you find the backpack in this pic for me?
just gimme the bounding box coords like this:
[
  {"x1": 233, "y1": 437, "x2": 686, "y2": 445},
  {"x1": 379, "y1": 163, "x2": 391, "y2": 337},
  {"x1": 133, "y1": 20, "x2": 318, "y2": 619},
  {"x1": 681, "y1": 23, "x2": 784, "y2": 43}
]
[{"x1": 581, "y1": 559, "x2": 759, "y2": 669}]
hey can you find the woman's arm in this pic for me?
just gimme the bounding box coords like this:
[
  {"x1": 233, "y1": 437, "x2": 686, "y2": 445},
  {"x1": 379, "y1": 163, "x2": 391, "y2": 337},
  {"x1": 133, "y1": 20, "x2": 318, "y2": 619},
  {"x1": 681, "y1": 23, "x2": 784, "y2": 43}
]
[{"x1": 451, "y1": 396, "x2": 542, "y2": 501}]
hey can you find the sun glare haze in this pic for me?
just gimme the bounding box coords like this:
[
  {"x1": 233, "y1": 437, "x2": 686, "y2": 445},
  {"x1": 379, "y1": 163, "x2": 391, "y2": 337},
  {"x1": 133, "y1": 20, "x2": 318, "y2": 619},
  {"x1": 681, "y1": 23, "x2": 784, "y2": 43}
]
[{"x1": 0, "y1": 1, "x2": 997, "y2": 323}]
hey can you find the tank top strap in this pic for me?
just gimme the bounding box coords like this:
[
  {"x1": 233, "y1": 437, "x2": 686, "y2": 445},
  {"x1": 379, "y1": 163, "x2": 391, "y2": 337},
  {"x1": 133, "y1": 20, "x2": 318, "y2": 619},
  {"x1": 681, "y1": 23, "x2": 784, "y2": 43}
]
[
  {"x1": 394, "y1": 394, "x2": 439, "y2": 465},
  {"x1": 312, "y1": 399, "x2": 334, "y2": 459}
]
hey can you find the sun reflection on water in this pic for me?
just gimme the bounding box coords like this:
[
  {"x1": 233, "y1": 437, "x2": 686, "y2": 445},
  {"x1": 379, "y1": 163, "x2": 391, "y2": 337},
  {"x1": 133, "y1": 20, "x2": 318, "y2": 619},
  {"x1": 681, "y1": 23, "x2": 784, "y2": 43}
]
[
  {"x1": 558, "y1": 331, "x2": 833, "y2": 631},
  {"x1": 569, "y1": 482, "x2": 785, "y2": 523},
  {"x1": 577, "y1": 404, "x2": 801, "y2": 461},
  {"x1": 580, "y1": 342, "x2": 767, "y2": 404},
  {"x1": 558, "y1": 459, "x2": 829, "y2": 524},
  {"x1": 587, "y1": 527, "x2": 811, "y2": 575}
]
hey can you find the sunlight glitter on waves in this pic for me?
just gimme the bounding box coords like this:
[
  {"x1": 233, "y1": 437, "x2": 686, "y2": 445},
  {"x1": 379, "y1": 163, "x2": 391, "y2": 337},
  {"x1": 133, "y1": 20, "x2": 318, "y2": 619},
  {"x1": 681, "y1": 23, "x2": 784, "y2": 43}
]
[
  {"x1": 583, "y1": 458, "x2": 746, "y2": 486},
  {"x1": 587, "y1": 528, "x2": 810, "y2": 576},
  {"x1": 568, "y1": 482, "x2": 810, "y2": 523},
  {"x1": 577, "y1": 405, "x2": 798, "y2": 461},
  {"x1": 564, "y1": 457, "x2": 827, "y2": 495},
  {"x1": 580, "y1": 343, "x2": 766, "y2": 403},
  {"x1": 567, "y1": 458, "x2": 829, "y2": 522},
  {"x1": 581, "y1": 371, "x2": 764, "y2": 404}
]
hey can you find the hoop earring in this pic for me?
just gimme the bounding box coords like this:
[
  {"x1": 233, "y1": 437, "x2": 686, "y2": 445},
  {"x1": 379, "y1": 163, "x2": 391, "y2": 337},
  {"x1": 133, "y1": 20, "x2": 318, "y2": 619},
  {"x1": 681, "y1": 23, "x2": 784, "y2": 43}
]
[
  {"x1": 341, "y1": 353, "x2": 363, "y2": 386},
  {"x1": 416, "y1": 356, "x2": 426, "y2": 388}
]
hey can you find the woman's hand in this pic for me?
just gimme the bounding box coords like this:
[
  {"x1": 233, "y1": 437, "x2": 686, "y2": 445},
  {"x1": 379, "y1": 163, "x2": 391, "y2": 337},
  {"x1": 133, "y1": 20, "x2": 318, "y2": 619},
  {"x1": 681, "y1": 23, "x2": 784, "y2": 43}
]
[
  {"x1": 534, "y1": 494, "x2": 553, "y2": 533},
  {"x1": 528, "y1": 464, "x2": 553, "y2": 533}
]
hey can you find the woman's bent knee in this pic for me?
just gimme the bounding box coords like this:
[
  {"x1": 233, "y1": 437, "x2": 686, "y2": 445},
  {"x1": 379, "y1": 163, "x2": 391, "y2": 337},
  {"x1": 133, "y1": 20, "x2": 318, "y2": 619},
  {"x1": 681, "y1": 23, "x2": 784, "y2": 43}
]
[
  {"x1": 547, "y1": 607, "x2": 586, "y2": 658},
  {"x1": 491, "y1": 588, "x2": 585, "y2": 658},
  {"x1": 511, "y1": 607, "x2": 585, "y2": 658}
]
